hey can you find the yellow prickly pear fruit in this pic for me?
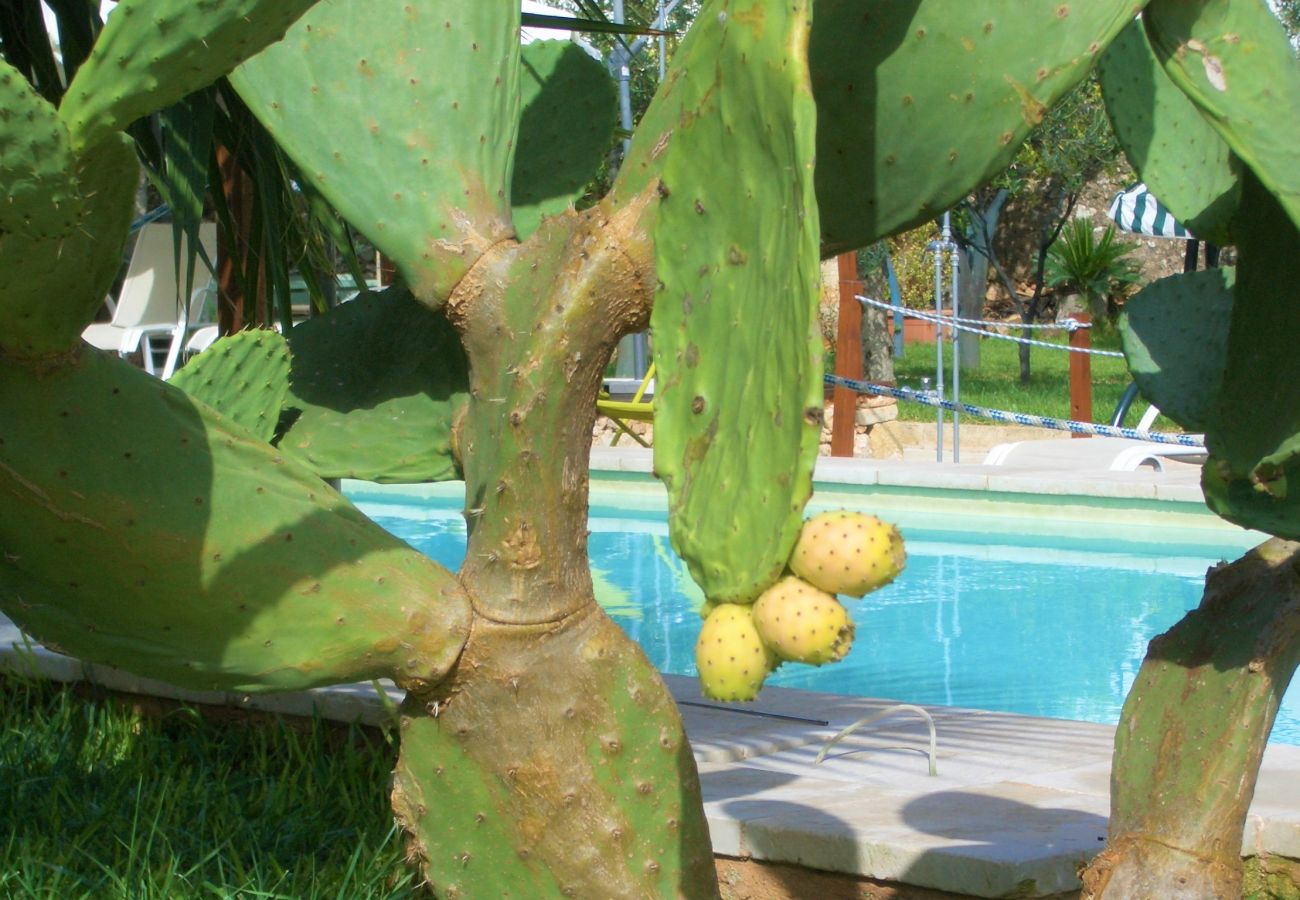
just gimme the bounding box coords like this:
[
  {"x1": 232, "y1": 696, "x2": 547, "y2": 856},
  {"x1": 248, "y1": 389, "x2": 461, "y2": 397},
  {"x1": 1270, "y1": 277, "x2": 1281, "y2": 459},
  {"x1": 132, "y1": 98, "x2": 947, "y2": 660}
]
[
  {"x1": 695, "y1": 603, "x2": 776, "y2": 701},
  {"x1": 789, "y1": 510, "x2": 905, "y2": 598},
  {"x1": 751, "y1": 576, "x2": 854, "y2": 666}
]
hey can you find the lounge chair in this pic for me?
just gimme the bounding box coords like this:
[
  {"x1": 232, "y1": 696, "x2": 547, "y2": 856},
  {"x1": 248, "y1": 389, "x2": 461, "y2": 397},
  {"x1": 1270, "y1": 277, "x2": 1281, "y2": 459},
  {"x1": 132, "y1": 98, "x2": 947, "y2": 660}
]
[
  {"x1": 82, "y1": 222, "x2": 217, "y2": 379},
  {"x1": 597, "y1": 363, "x2": 655, "y2": 446},
  {"x1": 983, "y1": 435, "x2": 1206, "y2": 471}
]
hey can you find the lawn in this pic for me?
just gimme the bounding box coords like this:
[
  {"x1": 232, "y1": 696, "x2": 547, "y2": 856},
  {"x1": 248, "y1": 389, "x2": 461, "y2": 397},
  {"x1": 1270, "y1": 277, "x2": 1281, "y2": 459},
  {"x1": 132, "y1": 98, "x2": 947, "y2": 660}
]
[
  {"x1": 885, "y1": 328, "x2": 1176, "y2": 430},
  {"x1": 0, "y1": 675, "x2": 412, "y2": 899}
]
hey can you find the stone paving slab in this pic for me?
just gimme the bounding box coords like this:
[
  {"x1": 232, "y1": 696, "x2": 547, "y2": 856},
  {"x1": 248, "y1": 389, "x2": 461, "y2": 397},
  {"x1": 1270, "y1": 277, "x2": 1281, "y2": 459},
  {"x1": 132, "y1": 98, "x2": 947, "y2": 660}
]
[{"x1": 5, "y1": 623, "x2": 1299, "y2": 898}]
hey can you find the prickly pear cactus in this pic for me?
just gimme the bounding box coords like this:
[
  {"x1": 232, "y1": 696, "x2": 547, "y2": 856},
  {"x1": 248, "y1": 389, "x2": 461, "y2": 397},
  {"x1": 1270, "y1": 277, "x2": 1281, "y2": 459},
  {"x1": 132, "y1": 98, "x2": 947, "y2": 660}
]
[
  {"x1": 278, "y1": 288, "x2": 470, "y2": 483},
  {"x1": 647, "y1": 0, "x2": 823, "y2": 604},
  {"x1": 230, "y1": 0, "x2": 522, "y2": 304},
  {"x1": 0, "y1": 59, "x2": 79, "y2": 240},
  {"x1": 0, "y1": 351, "x2": 472, "y2": 692},
  {"x1": 169, "y1": 329, "x2": 291, "y2": 443},
  {"x1": 751, "y1": 576, "x2": 854, "y2": 667},
  {"x1": 1119, "y1": 267, "x2": 1235, "y2": 433},
  {"x1": 0, "y1": 134, "x2": 137, "y2": 357},
  {"x1": 1201, "y1": 172, "x2": 1300, "y2": 539},
  {"x1": 59, "y1": 0, "x2": 319, "y2": 151},
  {"x1": 1098, "y1": 18, "x2": 1240, "y2": 246},
  {"x1": 1143, "y1": 0, "x2": 1300, "y2": 233},
  {"x1": 512, "y1": 40, "x2": 618, "y2": 240},
  {"x1": 789, "y1": 510, "x2": 907, "y2": 597},
  {"x1": 695, "y1": 602, "x2": 777, "y2": 701},
  {"x1": 811, "y1": 0, "x2": 1147, "y2": 254}
]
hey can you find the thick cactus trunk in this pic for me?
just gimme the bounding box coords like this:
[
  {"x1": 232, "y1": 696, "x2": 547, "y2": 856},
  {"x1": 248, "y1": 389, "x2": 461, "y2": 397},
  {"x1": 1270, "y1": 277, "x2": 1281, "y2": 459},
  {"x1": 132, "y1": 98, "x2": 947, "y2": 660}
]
[
  {"x1": 1081, "y1": 539, "x2": 1300, "y2": 899},
  {"x1": 389, "y1": 199, "x2": 720, "y2": 898}
]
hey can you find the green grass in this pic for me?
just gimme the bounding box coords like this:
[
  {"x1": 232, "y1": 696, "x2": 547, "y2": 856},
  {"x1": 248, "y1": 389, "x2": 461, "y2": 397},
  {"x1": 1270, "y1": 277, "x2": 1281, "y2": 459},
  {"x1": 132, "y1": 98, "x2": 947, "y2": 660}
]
[
  {"x1": 887, "y1": 329, "x2": 1177, "y2": 430},
  {"x1": 0, "y1": 675, "x2": 417, "y2": 899}
]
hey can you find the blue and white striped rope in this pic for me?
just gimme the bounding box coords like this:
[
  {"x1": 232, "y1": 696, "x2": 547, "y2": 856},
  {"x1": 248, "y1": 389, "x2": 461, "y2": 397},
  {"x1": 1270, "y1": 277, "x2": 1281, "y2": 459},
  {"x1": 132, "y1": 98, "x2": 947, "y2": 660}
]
[
  {"x1": 825, "y1": 374, "x2": 1206, "y2": 447},
  {"x1": 856, "y1": 295, "x2": 1126, "y2": 358},
  {"x1": 856, "y1": 294, "x2": 1084, "y2": 331}
]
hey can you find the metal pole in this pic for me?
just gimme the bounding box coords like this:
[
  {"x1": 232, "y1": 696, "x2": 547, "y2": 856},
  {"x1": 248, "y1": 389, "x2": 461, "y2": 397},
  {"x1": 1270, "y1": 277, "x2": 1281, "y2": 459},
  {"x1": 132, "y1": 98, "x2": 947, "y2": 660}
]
[
  {"x1": 930, "y1": 231, "x2": 945, "y2": 462},
  {"x1": 946, "y1": 213, "x2": 961, "y2": 462},
  {"x1": 612, "y1": 0, "x2": 634, "y2": 161}
]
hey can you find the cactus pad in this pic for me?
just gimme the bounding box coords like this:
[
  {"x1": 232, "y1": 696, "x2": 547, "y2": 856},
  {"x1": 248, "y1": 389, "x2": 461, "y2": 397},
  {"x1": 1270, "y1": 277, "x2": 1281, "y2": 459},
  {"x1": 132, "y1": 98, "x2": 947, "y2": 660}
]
[
  {"x1": 812, "y1": 0, "x2": 1142, "y2": 254},
  {"x1": 0, "y1": 135, "x2": 137, "y2": 358},
  {"x1": 0, "y1": 59, "x2": 80, "y2": 241},
  {"x1": 279, "y1": 289, "x2": 470, "y2": 484},
  {"x1": 0, "y1": 351, "x2": 472, "y2": 692},
  {"x1": 169, "y1": 329, "x2": 291, "y2": 444},
  {"x1": 651, "y1": 0, "x2": 822, "y2": 603},
  {"x1": 58, "y1": 0, "x2": 318, "y2": 151},
  {"x1": 512, "y1": 40, "x2": 617, "y2": 241},
  {"x1": 231, "y1": 0, "x2": 521, "y2": 305},
  {"x1": 1201, "y1": 172, "x2": 1300, "y2": 540},
  {"x1": 1119, "y1": 267, "x2": 1234, "y2": 434},
  {"x1": 1098, "y1": 18, "x2": 1240, "y2": 246},
  {"x1": 1144, "y1": 0, "x2": 1300, "y2": 233}
]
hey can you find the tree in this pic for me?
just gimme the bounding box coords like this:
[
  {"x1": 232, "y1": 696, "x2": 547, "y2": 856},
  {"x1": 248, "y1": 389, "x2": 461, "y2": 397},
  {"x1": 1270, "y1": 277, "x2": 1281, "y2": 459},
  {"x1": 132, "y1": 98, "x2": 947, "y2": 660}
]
[
  {"x1": 2, "y1": 1, "x2": 1298, "y2": 897},
  {"x1": 964, "y1": 72, "x2": 1127, "y2": 384}
]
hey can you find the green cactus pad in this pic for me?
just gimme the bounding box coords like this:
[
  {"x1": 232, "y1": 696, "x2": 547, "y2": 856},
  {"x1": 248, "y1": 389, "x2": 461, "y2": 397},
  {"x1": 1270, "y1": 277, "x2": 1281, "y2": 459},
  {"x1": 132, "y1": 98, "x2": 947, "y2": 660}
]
[
  {"x1": 0, "y1": 135, "x2": 137, "y2": 358},
  {"x1": 1206, "y1": 172, "x2": 1300, "y2": 502},
  {"x1": 511, "y1": 40, "x2": 617, "y2": 241},
  {"x1": 1203, "y1": 458, "x2": 1300, "y2": 541},
  {"x1": 810, "y1": 0, "x2": 1142, "y2": 254},
  {"x1": 231, "y1": 0, "x2": 521, "y2": 306},
  {"x1": 0, "y1": 59, "x2": 81, "y2": 240},
  {"x1": 279, "y1": 288, "x2": 470, "y2": 484},
  {"x1": 1098, "y1": 19, "x2": 1239, "y2": 246},
  {"x1": 0, "y1": 351, "x2": 472, "y2": 693},
  {"x1": 393, "y1": 611, "x2": 718, "y2": 898},
  {"x1": 650, "y1": 0, "x2": 822, "y2": 603},
  {"x1": 169, "y1": 329, "x2": 291, "y2": 444},
  {"x1": 1119, "y1": 267, "x2": 1235, "y2": 434},
  {"x1": 1144, "y1": 0, "x2": 1300, "y2": 233},
  {"x1": 58, "y1": 0, "x2": 318, "y2": 151}
]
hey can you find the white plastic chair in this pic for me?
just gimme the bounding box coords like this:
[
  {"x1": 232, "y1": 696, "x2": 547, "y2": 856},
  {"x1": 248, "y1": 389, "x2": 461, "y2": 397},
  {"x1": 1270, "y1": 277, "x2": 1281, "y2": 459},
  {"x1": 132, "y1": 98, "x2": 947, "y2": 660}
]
[{"x1": 83, "y1": 222, "x2": 217, "y2": 379}]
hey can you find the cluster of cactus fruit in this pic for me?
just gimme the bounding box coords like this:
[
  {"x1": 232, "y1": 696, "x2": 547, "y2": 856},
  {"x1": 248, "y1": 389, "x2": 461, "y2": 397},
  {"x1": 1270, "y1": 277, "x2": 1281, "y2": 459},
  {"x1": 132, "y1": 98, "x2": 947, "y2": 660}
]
[{"x1": 696, "y1": 511, "x2": 905, "y2": 701}]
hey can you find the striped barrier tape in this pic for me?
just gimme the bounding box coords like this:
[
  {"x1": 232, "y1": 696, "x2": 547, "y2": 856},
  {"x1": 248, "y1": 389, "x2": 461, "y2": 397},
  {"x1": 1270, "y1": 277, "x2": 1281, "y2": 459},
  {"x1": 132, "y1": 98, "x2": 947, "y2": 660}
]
[
  {"x1": 856, "y1": 295, "x2": 1125, "y2": 358},
  {"x1": 824, "y1": 374, "x2": 1206, "y2": 447}
]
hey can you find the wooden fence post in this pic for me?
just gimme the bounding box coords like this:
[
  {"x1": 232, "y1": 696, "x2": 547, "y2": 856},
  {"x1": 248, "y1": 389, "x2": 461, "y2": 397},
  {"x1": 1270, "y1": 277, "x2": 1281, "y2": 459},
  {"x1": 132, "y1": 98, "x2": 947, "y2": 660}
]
[{"x1": 832, "y1": 253, "x2": 865, "y2": 457}]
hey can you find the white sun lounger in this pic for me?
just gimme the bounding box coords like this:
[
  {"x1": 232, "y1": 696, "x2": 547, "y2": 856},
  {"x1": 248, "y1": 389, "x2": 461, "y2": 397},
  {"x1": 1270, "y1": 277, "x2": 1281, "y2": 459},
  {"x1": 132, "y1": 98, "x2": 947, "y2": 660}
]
[
  {"x1": 983, "y1": 436, "x2": 1207, "y2": 472},
  {"x1": 82, "y1": 222, "x2": 217, "y2": 380}
]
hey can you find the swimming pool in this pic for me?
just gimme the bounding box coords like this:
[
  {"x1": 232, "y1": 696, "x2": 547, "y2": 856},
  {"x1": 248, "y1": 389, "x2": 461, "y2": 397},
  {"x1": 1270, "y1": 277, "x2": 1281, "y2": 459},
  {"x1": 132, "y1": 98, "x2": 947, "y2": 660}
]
[{"x1": 349, "y1": 480, "x2": 1300, "y2": 745}]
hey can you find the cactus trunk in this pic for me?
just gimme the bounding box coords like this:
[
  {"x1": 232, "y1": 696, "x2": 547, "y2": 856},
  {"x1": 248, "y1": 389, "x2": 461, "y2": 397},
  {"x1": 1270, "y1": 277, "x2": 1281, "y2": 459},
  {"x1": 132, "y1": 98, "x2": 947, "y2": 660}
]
[
  {"x1": 1081, "y1": 540, "x2": 1300, "y2": 899},
  {"x1": 387, "y1": 198, "x2": 719, "y2": 896}
]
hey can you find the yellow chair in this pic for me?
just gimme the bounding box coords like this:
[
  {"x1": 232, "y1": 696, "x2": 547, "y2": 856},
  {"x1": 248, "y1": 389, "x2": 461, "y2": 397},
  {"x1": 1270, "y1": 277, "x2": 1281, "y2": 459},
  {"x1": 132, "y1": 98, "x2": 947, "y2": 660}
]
[{"x1": 596, "y1": 363, "x2": 655, "y2": 447}]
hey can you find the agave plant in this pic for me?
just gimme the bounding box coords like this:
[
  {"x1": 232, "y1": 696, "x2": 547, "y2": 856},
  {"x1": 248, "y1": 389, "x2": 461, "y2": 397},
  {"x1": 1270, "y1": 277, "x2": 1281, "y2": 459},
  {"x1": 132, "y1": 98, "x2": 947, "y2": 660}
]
[{"x1": 2, "y1": 1, "x2": 1300, "y2": 898}]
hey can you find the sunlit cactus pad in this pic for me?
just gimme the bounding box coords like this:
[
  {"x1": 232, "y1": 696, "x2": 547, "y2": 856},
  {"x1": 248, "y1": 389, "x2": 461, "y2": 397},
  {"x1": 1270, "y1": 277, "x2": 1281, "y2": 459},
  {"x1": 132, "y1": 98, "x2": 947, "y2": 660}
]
[
  {"x1": 59, "y1": 0, "x2": 318, "y2": 151},
  {"x1": 1098, "y1": 18, "x2": 1239, "y2": 246},
  {"x1": 812, "y1": 0, "x2": 1143, "y2": 253},
  {"x1": 169, "y1": 329, "x2": 291, "y2": 443}
]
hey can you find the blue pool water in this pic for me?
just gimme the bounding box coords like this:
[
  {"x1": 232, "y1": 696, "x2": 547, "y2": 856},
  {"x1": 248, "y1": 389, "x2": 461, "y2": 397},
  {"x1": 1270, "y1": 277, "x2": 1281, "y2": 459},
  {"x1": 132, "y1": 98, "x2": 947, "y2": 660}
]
[{"x1": 352, "y1": 489, "x2": 1299, "y2": 745}]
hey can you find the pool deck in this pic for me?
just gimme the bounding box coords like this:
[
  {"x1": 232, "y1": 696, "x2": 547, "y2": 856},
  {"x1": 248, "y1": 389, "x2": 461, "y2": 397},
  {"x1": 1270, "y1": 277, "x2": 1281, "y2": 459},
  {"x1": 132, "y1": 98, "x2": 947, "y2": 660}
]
[{"x1": 4, "y1": 446, "x2": 1298, "y2": 897}]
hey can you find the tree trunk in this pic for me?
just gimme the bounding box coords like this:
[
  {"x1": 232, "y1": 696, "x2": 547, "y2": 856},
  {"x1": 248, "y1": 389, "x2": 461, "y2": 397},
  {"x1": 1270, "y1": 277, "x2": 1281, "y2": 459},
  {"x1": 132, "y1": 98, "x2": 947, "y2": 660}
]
[
  {"x1": 393, "y1": 201, "x2": 721, "y2": 898},
  {"x1": 1081, "y1": 539, "x2": 1300, "y2": 899}
]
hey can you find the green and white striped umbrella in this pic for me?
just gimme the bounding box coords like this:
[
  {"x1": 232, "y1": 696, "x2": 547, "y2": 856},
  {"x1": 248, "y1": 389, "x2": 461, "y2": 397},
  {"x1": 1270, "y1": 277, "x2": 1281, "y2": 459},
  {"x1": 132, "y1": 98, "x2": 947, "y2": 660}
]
[{"x1": 1108, "y1": 182, "x2": 1193, "y2": 240}]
